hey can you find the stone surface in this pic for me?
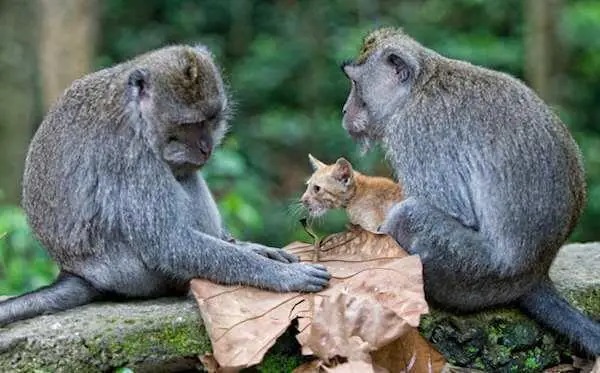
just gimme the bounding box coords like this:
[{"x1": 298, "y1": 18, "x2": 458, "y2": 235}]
[
  {"x1": 0, "y1": 242, "x2": 597, "y2": 372},
  {"x1": 420, "y1": 242, "x2": 600, "y2": 373},
  {"x1": 550, "y1": 242, "x2": 600, "y2": 318},
  {"x1": 0, "y1": 297, "x2": 210, "y2": 372}
]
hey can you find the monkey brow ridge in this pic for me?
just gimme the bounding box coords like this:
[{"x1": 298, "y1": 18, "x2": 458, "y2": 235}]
[{"x1": 357, "y1": 27, "x2": 405, "y2": 64}]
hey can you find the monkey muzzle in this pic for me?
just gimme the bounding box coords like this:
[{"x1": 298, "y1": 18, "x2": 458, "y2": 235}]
[{"x1": 163, "y1": 137, "x2": 213, "y2": 171}]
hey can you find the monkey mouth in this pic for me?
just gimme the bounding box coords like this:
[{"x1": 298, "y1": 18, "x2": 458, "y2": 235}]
[{"x1": 342, "y1": 118, "x2": 370, "y2": 140}]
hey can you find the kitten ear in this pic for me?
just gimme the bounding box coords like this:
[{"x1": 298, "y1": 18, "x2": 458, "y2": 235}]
[
  {"x1": 308, "y1": 154, "x2": 326, "y2": 170},
  {"x1": 333, "y1": 158, "x2": 353, "y2": 184}
]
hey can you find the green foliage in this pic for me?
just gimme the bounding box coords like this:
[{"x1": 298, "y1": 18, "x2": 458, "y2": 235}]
[
  {"x1": 100, "y1": 0, "x2": 600, "y2": 244},
  {"x1": 0, "y1": 207, "x2": 57, "y2": 294},
  {"x1": 2, "y1": 0, "x2": 600, "y2": 294}
]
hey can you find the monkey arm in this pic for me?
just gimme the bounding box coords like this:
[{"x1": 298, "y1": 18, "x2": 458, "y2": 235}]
[
  {"x1": 217, "y1": 211, "x2": 297, "y2": 263},
  {"x1": 140, "y1": 226, "x2": 328, "y2": 292}
]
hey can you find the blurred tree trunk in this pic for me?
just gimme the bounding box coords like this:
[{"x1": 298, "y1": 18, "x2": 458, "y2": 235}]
[
  {"x1": 0, "y1": 0, "x2": 40, "y2": 205},
  {"x1": 38, "y1": 0, "x2": 99, "y2": 110},
  {"x1": 524, "y1": 0, "x2": 562, "y2": 104}
]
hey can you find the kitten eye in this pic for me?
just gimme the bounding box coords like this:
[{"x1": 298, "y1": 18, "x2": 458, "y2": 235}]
[{"x1": 313, "y1": 185, "x2": 321, "y2": 193}]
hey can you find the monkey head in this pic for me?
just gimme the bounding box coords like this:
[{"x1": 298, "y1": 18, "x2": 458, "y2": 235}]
[
  {"x1": 341, "y1": 28, "x2": 425, "y2": 150},
  {"x1": 126, "y1": 45, "x2": 230, "y2": 174}
]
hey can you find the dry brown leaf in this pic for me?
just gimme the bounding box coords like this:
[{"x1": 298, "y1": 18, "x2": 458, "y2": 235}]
[
  {"x1": 191, "y1": 281, "x2": 308, "y2": 369},
  {"x1": 198, "y1": 353, "x2": 229, "y2": 373},
  {"x1": 191, "y1": 227, "x2": 445, "y2": 372},
  {"x1": 371, "y1": 329, "x2": 446, "y2": 373}
]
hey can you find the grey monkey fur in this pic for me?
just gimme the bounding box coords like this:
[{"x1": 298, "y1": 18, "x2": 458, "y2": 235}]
[
  {"x1": 342, "y1": 28, "x2": 599, "y2": 356},
  {"x1": 0, "y1": 44, "x2": 330, "y2": 325}
]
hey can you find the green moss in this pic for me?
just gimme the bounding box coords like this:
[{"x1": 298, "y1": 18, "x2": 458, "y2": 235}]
[
  {"x1": 247, "y1": 325, "x2": 309, "y2": 373},
  {"x1": 524, "y1": 356, "x2": 541, "y2": 370},
  {"x1": 256, "y1": 353, "x2": 303, "y2": 373},
  {"x1": 84, "y1": 322, "x2": 212, "y2": 370},
  {"x1": 420, "y1": 307, "x2": 566, "y2": 372},
  {"x1": 562, "y1": 287, "x2": 600, "y2": 318},
  {"x1": 121, "y1": 323, "x2": 209, "y2": 357}
]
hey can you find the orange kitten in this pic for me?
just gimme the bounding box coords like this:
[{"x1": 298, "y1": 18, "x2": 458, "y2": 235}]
[{"x1": 300, "y1": 154, "x2": 403, "y2": 232}]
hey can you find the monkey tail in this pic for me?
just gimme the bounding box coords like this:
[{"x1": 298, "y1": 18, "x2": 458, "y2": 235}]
[
  {"x1": 519, "y1": 279, "x2": 600, "y2": 357},
  {"x1": 0, "y1": 271, "x2": 102, "y2": 326}
]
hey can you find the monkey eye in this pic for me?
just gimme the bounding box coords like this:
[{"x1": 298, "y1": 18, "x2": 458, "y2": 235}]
[
  {"x1": 206, "y1": 112, "x2": 218, "y2": 122},
  {"x1": 313, "y1": 185, "x2": 321, "y2": 193},
  {"x1": 180, "y1": 121, "x2": 207, "y2": 128}
]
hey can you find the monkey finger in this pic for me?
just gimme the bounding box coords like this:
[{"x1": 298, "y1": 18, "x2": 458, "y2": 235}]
[
  {"x1": 279, "y1": 250, "x2": 300, "y2": 263},
  {"x1": 252, "y1": 247, "x2": 293, "y2": 263},
  {"x1": 269, "y1": 251, "x2": 290, "y2": 263},
  {"x1": 301, "y1": 284, "x2": 326, "y2": 293},
  {"x1": 304, "y1": 264, "x2": 331, "y2": 280},
  {"x1": 307, "y1": 276, "x2": 329, "y2": 288},
  {"x1": 265, "y1": 248, "x2": 298, "y2": 263},
  {"x1": 307, "y1": 263, "x2": 329, "y2": 272},
  {"x1": 305, "y1": 283, "x2": 329, "y2": 292}
]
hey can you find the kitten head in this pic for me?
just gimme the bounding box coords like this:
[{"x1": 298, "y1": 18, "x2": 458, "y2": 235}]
[{"x1": 300, "y1": 154, "x2": 355, "y2": 217}]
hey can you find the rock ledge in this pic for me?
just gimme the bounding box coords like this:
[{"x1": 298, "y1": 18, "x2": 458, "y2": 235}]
[{"x1": 0, "y1": 242, "x2": 597, "y2": 372}]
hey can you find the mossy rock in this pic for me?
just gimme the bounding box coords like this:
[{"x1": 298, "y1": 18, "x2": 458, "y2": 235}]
[
  {"x1": 0, "y1": 243, "x2": 596, "y2": 372},
  {"x1": 419, "y1": 308, "x2": 569, "y2": 372},
  {"x1": 0, "y1": 297, "x2": 211, "y2": 372},
  {"x1": 549, "y1": 243, "x2": 600, "y2": 319},
  {"x1": 420, "y1": 242, "x2": 600, "y2": 372}
]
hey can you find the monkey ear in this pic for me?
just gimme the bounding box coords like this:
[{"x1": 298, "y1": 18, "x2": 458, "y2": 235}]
[
  {"x1": 333, "y1": 158, "x2": 353, "y2": 184},
  {"x1": 308, "y1": 154, "x2": 326, "y2": 171},
  {"x1": 387, "y1": 53, "x2": 411, "y2": 82},
  {"x1": 127, "y1": 68, "x2": 150, "y2": 99}
]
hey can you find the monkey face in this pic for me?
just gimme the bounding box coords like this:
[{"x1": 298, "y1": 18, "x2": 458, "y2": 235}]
[
  {"x1": 341, "y1": 29, "x2": 420, "y2": 149},
  {"x1": 126, "y1": 46, "x2": 230, "y2": 173},
  {"x1": 162, "y1": 121, "x2": 216, "y2": 171}
]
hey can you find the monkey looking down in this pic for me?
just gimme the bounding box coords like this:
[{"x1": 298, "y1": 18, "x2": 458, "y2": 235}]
[
  {"x1": 0, "y1": 45, "x2": 330, "y2": 325},
  {"x1": 341, "y1": 28, "x2": 599, "y2": 356}
]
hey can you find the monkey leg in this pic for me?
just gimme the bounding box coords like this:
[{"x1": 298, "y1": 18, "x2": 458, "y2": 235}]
[{"x1": 380, "y1": 197, "x2": 535, "y2": 310}]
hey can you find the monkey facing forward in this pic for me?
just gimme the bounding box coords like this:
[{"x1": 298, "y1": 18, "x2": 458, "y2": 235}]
[
  {"x1": 0, "y1": 45, "x2": 330, "y2": 325},
  {"x1": 341, "y1": 28, "x2": 599, "y2": 355}
]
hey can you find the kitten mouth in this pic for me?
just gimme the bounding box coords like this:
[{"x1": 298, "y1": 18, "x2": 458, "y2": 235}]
[{"x1": 306, "y1": 206, "x2": 326, "y2": 217}]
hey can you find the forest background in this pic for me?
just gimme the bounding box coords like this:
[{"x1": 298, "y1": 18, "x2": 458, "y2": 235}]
[{"x1": 0, "y1": 0, "x2": 598, "y2": 295}]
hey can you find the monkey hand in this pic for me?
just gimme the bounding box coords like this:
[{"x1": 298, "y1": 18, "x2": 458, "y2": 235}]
[
  {"x1": 268, "y1": 262, "x2": 330, "y2": 293},
  {"x1": 378, "y1": 197, "x2": 429, "y2": 257},
  {"x1": 244, "y1": 243, "x2": 300, "y2": 263}
]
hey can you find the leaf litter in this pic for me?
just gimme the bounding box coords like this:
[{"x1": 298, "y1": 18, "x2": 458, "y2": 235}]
[{"x1": 190, "y1": 225, "x2": 446, "y2": 372}]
